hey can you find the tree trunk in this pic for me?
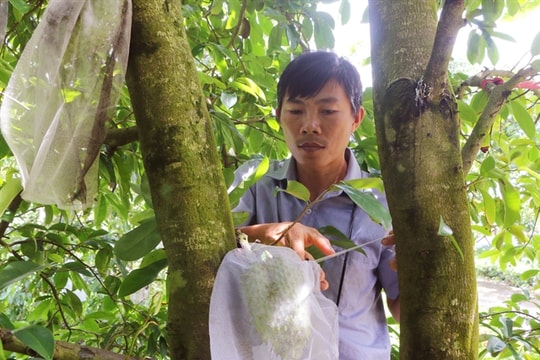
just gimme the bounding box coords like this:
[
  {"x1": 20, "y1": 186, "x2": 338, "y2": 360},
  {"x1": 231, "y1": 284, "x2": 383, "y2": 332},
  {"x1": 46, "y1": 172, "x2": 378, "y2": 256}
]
[
  {"x1": 368, "y1": 1, "x2": 479, "y2": 358},
  {"x1": 125, "y1": 1, "x2": 236, "y2": 359}
]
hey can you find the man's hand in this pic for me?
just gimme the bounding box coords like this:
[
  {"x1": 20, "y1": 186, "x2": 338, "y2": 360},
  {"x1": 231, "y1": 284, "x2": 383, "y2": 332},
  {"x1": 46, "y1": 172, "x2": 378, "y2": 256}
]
[
  {"x1": 238, "y1": 222, "x2": 335, "y2": 260},
  {"x1": 381, "y1": 230, "x2": 397, "y2": 271},
  {"x1": 237, "y1": 222, "x2": 334, "y2": 291}
]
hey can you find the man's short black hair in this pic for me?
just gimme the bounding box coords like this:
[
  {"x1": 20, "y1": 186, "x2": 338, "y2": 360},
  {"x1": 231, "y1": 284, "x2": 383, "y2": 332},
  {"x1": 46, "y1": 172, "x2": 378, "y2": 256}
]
[{"x1": 277, "y1": 51, "x2": 363, "y2": 114}]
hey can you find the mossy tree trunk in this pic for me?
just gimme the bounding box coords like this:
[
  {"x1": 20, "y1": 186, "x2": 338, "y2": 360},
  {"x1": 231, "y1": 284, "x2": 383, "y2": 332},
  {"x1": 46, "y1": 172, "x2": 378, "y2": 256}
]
[
  {"x1": 369, "y1": 1, "x2": 479, "y2": 358},
  {"x1": 125, "y1": 1, "x2": 236, "y2": 359}
]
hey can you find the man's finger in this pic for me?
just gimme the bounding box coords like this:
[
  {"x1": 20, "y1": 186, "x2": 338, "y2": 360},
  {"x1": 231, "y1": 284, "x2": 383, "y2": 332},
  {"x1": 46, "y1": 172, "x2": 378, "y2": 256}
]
[
  {"x1": 381, "y1": 231, "x2": 395, "y2": 246},
  {"x1": 389, "y1": 258, "x2": 397, "y2": 272}
]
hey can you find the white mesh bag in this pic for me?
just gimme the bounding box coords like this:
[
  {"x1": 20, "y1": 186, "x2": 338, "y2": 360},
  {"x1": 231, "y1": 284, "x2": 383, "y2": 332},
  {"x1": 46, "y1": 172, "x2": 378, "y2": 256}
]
[
  {"x1": 0, "y1": 0, "x2": 131, "y2": 209},
  {"x1": 209, "y1": 242, "x2": 339, "y2": 360}
]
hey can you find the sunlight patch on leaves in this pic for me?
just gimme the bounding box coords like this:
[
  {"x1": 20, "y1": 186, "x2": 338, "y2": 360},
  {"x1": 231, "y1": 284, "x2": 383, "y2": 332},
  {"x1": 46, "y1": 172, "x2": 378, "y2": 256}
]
[{"x1": 276, "y1": 180, "x2": 311, "y2": 203}]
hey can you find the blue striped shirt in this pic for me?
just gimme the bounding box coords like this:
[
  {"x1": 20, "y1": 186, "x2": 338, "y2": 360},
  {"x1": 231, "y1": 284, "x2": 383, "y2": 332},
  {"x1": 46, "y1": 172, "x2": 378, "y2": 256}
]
[{"x1": 234, "y1": 149, "x2": 399, "y2": 359}]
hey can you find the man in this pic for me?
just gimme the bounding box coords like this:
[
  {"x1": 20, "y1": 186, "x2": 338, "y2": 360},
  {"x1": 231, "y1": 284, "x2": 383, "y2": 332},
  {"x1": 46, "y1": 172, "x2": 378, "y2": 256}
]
[{"x1": 235, "y1": 51, "x2": 399, "y2": 359}]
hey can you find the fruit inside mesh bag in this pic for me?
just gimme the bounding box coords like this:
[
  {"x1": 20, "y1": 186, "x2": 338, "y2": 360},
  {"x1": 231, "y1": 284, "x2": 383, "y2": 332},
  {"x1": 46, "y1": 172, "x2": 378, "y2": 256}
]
[{"x1": 209, "y1": 242, "x2": 339, "y2": 360}]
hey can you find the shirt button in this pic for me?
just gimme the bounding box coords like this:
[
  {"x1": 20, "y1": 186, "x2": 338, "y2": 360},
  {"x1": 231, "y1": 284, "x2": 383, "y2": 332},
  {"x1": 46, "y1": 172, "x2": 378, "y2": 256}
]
[{"x1": 306, "y1": 209, "x2": 312, "y2": 214}]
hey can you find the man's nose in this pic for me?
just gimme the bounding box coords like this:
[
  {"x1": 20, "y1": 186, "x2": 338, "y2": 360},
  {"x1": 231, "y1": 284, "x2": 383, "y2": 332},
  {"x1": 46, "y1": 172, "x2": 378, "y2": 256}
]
[{"x1": 300, "y1": 112, "x2": 321, "y2": 134}]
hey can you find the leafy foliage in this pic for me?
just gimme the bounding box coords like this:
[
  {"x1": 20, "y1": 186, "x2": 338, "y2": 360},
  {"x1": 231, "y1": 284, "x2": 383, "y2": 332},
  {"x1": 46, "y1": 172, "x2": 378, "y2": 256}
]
[{"x1": 0, "y1": 0, "x2": 538, "y2": 358}]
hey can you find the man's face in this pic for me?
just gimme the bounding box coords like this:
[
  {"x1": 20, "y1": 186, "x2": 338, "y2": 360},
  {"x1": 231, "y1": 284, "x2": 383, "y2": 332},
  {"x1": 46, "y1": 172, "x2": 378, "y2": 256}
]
[{"x1": 278, "y1": 79, "x2": 364, "y2": 169}]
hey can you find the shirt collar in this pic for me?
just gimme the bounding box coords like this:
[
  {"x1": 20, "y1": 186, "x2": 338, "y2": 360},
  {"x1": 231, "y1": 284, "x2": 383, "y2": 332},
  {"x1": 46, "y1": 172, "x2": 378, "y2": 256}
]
[{"x1": 267, "y1": 148, "x2": 366, "y2": 185}]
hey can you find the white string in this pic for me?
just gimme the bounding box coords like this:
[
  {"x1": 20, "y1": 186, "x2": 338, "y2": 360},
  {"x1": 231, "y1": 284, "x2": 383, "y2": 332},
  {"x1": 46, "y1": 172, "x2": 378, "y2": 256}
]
[{"x1": 315, "y1": 235, "x2": 389, "y2": 263}]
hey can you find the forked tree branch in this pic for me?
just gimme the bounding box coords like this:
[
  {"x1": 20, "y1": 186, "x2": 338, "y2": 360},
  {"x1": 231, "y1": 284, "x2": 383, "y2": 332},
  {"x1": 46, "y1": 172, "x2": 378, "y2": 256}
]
[
  {"x1": 424, "y1": 0, "x2": 466, "y2": 92},
  {"x1": 461, "y1": 66, "x2": 538, "y2": 174}
]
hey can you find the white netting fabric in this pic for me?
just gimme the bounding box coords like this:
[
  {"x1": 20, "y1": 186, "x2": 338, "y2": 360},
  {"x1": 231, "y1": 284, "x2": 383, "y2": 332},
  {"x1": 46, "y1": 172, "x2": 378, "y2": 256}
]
[
  {"x1": 0, "y1": 0, "x2": 7, "y2": 44},
  {"x1": 209, "y1": 243, "x2": 339, "y2": 360},
  {"x1": 0, "y1": 0, "x2": 131, "y2": 209}
]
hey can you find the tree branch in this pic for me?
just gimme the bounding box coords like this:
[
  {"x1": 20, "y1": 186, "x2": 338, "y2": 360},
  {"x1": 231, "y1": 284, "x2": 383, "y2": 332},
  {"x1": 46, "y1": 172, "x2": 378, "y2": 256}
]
[
  {"x1": 424, "y1": 0, "x2": 465, "y2": 92},
  {"x1": 104, "y1": 127, "x2": 139, "y2": 148},
  {"x1": 0, "y1": 327, "x2": 141, "y2": 360},
  {"x1": 461, "y1": 67, "x2": 538, "y2": 174},
  {"x1": 225, "y1": 0, "x2": 247, "y2": 48}
]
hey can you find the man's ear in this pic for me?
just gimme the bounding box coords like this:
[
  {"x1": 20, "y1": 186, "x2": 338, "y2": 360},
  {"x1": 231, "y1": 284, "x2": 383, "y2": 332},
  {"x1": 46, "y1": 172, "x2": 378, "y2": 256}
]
[
  {"x1": 352, "y1": 106, "x2": 365, "y2": 131},
  {"x1": 275, "y1": 107, "x2": 281, "y2": 122}
]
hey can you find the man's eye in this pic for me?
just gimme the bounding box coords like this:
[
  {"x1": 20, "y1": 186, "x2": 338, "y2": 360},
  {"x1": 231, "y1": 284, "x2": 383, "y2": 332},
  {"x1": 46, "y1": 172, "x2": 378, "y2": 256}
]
[
  {"x1": 288, "y1": 109, "x2": 302, "y2": 115},
  {"x1": 322, "y1": 109, "x2": 337, "y2": 115}
]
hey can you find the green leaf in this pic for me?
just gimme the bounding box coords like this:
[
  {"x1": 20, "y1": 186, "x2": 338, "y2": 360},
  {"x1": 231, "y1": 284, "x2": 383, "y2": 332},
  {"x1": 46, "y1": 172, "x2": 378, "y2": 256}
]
[
  {"x1": 62, "y1": 261, "x2": 92, "y2": 277},
  {"x1": 505, "y1": 0, "x2": 519, "y2": 15},
  {"x1": 118, "y1": 258, "x2": 168, "y2": 297},
  {"x1": 220, "y1": 91, "x2": 237, "y2": 109},
  {"x1": 13, "y1": 325, "x2": 55, "y2": 360},
  {"x1": 0, "y1": 261, "x2": 43, "y2": 290},
  {"x1": 457, "y1": 99, "x2": 478, "y2": 124},
  {"x1": 500, "y1": 180, "x2": 521, "y2": 227},
  {"x1": 486, "y1": 336, "x2": 506, "y2": 356},
  {"x1": 438, "y1": 216, "x2": 464, "y2": 262},
  {"x1": 278, "y1": 180, "x2": 311, "y2": 203},
  {"x1": 285, "y1": 24, "x2": 300, "y2": 50},
  {"x1": 308, "y1": 225, "x2": 366, "y2": 260},
  {"x1": 301, "y1": 17, "x2": 313, "y2": 40},
  {"x1": 479, "y1": 156, "x2": 495, "y2": 176},
  {"x1": 114, "y1": 218, "x2": 161, "y2": 261},
  {"x1": 268, "y1": 25, "x2": 283, "y2": 51},
  {"x1": 333, "y1": 183, "x2": 392, "y2": 230},
  {"x1": 314, "y1": 12, "x2": 335, "y2": 49},
  {"x1": 507, "y1": 225, "x2": 527, "y2": 243},
  {"x1": 232, "y1": 211, "x2": 250, "y2": 227},
  {"x1": 467, "y1": 31, "x2": 484, "y2": 64},
  {"x1": 532, "y1": 59, "x2": 540, "y2": 72},
  {"x1": 485, "y1": 35, "x2": 499, "y2": 65},
  {"x1": 500, "y1": 317, "x2": 513, "y2": 337},
  {"x1": 8, "y1": 0, "x2": 31, "y2": 13},
  {"x1": 520, "y1": 269, "x2": 539, "y2": 281},
  {"x1": 60, "y1": 89, "x2": 82, "y2": 103},
  {"x1": 343, "y1": 177, "x2": 385, "y2": 193},
  {"x1": 231, "y1": 77, "x2": 266, "y2": 101},
  {"x1": 140, "y1": 249, "x2": 167, "y2": 268},
  {"x1": 229, "y1": 157, "x2": 270, "y2": 208},
  {"x1": 0, "y1": 134, "x2": 11, "y2": 160},
  {"x1": 531, "y1": 30, "x2": 540, "y2": 56},
  {"x1": 95, "y1": 247, "x2": 112, "y2": 274},
  {"x1": 197, "y1": 72, "x2": 226, "y2": 89},
  {"x1": 481, "y1": 0, "x2": 503, "y2": 22},
  {"x1": 64, "y1": 290, "x2": 83, "y2": 317},
  {"x1": 339, "y1": 0, "x2": 351, "y2": 25},
  {"x1": 437, "y1": 216, "x2": 453, "y2": 236},
  {"x1": 103, "y1": 275, "x2": 121, "y2": 296},
  {"x1": 510, "y1": 101, "x2": 536, "y2": 140},
  {"x1": 318, "y1": 225, "x2": 366, "y2": 255},
  {"x1": 490, "y1": 31, "x2": 515, "y2": 42},
  {"x1": 224, "y1": 0, "x2": 240, "y2": 29},
  {"x1": 0, "y1": 176, "x2": 22, "y2": 217},
  {"x1": 479, "y1": 188, "x2": 496, "y2": 225},
  {"x1": 0, "y1": 313, "x2": 15, "y2": 330}
]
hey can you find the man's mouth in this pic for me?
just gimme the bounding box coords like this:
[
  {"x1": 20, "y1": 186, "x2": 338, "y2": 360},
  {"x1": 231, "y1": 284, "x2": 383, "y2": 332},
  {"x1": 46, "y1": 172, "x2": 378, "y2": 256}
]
[{"x1": 298, "y1": 141, "x2": 325, "y2": 151}]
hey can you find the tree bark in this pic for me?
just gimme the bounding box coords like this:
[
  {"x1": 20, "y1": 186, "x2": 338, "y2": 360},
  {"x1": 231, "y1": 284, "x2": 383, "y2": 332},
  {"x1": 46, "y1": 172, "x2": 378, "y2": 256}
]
[
  {"x1": 125, "y1": 1, "x2": 236, "y2": 359},
  {"x1": 369, "y1": 0, "x2": 479, "y2": 358}
]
